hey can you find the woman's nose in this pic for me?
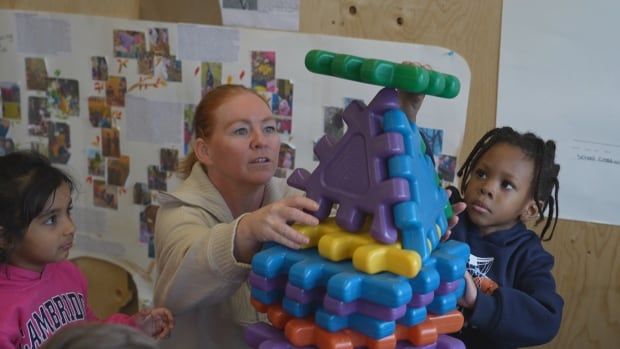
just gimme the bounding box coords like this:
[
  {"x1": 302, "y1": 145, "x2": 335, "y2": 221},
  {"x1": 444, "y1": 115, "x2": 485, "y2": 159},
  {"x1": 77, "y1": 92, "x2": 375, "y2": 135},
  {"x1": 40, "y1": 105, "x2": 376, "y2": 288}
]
[{"x1": 251, "y1": 130, "x2": 268, "y2": 148}]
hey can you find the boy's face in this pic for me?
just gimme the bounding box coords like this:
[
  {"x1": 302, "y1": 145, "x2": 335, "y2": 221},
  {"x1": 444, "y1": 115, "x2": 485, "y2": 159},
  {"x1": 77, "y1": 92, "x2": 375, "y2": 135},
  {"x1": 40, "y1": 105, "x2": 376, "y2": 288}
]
[
  {"x1": 463, "y1": 142, "x2": 537, "y2": 235},
  {"x1": 10, "y1": 182, "x2": 75, "y2": 272}
]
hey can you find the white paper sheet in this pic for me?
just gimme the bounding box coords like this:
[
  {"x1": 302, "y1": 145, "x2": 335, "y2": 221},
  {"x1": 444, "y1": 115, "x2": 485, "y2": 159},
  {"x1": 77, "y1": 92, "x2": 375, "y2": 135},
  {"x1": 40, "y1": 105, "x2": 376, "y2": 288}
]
[
  {"x1": 125, "y1": 95, "x2": 183, "y2": 144},
  {"x1": 15, "y1": 12, "x2": 71, "y2": 55},
  {"x1": 176, "y1": 24, "x2": 240, "y2": 62},
  {"x1": 220, "y1": 0, "x2": 300, "y2": 31},
  {"x1": 498, "y1": 0, "x2": 620, "y2": 225}
]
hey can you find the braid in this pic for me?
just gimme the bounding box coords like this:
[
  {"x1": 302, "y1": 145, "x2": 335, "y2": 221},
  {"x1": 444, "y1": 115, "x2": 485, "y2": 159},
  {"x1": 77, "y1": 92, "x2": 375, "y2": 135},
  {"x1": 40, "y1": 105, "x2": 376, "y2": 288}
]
[{"x1": 457, "y1": 127, "x2": 561, "y2": 240}]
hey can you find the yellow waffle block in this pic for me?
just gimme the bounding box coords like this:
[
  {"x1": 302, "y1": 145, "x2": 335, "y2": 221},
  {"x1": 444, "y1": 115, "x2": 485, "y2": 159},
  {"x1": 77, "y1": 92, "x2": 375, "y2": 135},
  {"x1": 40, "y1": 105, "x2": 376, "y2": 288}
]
[{"x1": 293, "y1": 218, "x2": 422, "y2": 278}]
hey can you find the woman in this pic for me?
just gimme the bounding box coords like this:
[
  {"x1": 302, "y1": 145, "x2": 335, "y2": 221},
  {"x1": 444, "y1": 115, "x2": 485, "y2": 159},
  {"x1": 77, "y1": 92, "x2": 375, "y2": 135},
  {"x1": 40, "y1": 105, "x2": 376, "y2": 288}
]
[{"x1": 154, "y1": 85, "x2": 319, "y2": 348}]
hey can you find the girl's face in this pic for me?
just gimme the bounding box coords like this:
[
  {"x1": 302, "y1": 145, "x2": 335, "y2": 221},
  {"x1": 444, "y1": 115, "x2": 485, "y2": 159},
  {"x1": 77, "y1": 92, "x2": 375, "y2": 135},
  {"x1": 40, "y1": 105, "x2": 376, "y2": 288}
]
[
  {"x1": 199, "y1": 92, "x2": 279, "y2": 187},
  {"x1": 463, "y1": 142, "x2": 538, "y2": 235},
  {"x1": 10, "y1": 182, "x2": 75, "y2": 272}
]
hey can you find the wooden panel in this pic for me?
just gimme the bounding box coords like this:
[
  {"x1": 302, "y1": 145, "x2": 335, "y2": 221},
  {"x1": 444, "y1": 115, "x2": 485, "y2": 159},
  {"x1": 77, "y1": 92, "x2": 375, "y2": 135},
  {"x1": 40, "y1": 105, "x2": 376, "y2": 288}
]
[
  {"x1": 139, "y1": 0, "x2": 221, "y2": 25},
  {"x1": 0, "y1": 0, "x2": 139, "y2": 18},
  {"x1": 0, "y1": 0, "x2": 617, "y2": 347}
]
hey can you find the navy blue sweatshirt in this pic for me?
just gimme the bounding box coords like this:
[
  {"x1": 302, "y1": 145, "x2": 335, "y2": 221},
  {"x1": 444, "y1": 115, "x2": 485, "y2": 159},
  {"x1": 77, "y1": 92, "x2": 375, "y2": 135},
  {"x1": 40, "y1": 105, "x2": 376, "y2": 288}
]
[{"x1": 450, "y1": 213, "x2": 564, "y2": 348}]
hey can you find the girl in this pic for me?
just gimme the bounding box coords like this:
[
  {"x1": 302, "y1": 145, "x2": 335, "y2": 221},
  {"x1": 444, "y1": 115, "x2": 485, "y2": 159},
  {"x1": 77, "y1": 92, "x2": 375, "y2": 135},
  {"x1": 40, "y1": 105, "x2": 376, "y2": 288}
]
[
  {"x1": 450, "y1": 127, "x2": 563, "y2": 348},
  {"x1": 0, "y1": 151, "x2": 174, "y2": 349}
]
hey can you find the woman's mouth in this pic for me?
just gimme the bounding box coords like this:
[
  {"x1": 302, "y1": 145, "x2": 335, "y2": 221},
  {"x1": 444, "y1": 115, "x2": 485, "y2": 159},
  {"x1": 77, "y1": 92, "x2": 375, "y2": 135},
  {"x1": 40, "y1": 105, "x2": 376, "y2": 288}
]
[{"x1": 250, "y1": 157, "x2": 270, "y2": 164}]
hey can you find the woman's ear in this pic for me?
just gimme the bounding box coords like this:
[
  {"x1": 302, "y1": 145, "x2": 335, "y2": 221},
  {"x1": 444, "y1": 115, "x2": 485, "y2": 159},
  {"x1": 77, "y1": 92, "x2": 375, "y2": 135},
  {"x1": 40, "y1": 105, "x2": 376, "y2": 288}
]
[
  {"x1": 194, "y1": 138, "x2": 213, "y2": 166},
  {"x1": 520, "y1": 199, "x2": 541, "y2": 222}
]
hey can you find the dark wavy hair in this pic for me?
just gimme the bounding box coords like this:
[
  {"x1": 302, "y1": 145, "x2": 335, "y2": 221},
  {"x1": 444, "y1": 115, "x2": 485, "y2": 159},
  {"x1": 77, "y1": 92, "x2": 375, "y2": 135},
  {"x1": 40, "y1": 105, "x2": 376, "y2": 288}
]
[{"x1": 0, "y1": 151, "x2": 75, "y2": 262}]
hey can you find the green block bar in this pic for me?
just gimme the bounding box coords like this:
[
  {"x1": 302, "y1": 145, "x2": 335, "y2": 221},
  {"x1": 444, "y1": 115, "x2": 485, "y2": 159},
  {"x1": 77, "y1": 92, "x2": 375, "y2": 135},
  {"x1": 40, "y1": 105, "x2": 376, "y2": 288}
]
[{"x1": 305, "y1": 49, "x2": 460, "y2": 98}]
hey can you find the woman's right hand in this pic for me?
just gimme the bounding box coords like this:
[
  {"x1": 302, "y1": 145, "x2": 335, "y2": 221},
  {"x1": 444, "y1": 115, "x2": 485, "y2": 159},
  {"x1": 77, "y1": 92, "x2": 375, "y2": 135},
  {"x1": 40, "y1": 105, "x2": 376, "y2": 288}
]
[{"x1": 234, "y1": 196, "x2": 319, "y2": 263}]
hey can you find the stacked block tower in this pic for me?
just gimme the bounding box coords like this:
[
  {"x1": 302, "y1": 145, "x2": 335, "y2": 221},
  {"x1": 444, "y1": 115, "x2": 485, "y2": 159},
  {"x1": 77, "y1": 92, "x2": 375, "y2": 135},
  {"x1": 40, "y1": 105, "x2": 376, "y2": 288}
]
[{"x1": 244, "y1": 50, "x2": 469, "y2": 349}]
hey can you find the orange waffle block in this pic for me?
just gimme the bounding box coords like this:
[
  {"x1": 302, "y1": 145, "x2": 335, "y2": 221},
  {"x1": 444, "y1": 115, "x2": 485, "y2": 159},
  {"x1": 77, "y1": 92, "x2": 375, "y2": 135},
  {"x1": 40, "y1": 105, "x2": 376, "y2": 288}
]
[
  {"x1": 285, "y1": 318, "x2": 398, "y2": 349},
  {"x1": 395, "y1": 310, "x2": 464, "y2": 346}
]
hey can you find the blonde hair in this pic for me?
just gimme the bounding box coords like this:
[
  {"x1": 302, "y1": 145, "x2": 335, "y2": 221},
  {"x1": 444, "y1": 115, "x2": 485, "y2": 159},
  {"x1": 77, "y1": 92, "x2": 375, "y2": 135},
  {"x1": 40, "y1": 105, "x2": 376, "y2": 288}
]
[
  {"x1": 178, "y1": 84, "x2": 269, "y2": 178},
  {"x1": 41, "y1": 323, "x2": 157, "y2": 349}
]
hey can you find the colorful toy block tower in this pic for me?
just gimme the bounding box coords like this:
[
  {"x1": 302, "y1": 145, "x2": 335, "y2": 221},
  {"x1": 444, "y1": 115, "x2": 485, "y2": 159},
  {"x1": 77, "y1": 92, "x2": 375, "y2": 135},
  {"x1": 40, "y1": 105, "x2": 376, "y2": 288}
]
[{"x1": 244, "y1": 50, "x2": 469, "y2": 349}]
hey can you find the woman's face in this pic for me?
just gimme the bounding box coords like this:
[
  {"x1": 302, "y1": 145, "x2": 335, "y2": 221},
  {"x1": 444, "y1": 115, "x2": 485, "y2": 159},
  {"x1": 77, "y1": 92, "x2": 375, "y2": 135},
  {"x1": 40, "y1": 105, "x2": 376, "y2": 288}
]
[{"x1": 200, "y1": 92, "x2": 280, "y2": 187}]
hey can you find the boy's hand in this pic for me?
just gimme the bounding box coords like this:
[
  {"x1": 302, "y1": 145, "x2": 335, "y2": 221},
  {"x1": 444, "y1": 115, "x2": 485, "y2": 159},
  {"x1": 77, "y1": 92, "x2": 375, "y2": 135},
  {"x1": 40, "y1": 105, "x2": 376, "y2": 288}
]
[
  {"x1": 134, "y1": 307, "x2": 174, "y2": 340},
  {"x1": 458, "y1": 272, "x2": 477, "y2": 309},
  {"x1": 442, "y1": 188, "x2": 467, "y2": 241}
]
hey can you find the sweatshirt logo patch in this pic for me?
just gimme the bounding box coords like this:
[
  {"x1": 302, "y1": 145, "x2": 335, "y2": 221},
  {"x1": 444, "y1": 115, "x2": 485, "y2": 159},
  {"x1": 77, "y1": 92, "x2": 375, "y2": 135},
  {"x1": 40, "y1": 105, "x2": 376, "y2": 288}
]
[
  {"x1": 467, "y1": 254, "x2": 499, "y2": 295},
  {"x1": 21, "y1": 292, "x2": 87, "y2": 349}
]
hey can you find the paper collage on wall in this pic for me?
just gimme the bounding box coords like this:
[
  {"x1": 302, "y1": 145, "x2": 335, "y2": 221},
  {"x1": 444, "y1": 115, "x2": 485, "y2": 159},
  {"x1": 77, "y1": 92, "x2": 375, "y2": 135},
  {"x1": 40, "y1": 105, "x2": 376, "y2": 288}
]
[{"x1": 0, "y1": 9, "x2": 470, "y2": 304}]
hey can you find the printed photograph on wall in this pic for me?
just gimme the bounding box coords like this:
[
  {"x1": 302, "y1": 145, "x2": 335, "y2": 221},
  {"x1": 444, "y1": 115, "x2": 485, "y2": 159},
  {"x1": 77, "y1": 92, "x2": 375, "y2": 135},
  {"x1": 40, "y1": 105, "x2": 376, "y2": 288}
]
[
  {"x1": 272, "y1": 79, "x2": 293, "y2": 117},
  {"x1": 113, "y1": 30, "x2": 146, "y2": 59},
  {"x1": 133, "y1": 182, "x2": 151, "y2": 205},
  {"x1": 0, "y1": 82, "x2": 21, "y2": 120},
  {"x1": 46, "y1": 78, "x2": 79, "y2": 118},
  {"x1": 101, "y1": 127, "x2": 121, "y2": 158},
  {"x1": 147, "y1": 165, "x2": 167, "y2": 191},
  {"x1": 91, "y1": 56, "x2": 109, "y2": 81},
  {"x1": 419, "y1": 127, "x2": 444, "y2": 156},
  {"x1": 323, "y1": 106, "x2": 344, "y2": 141},
  {"x1": 139, "y1": 205, "x2": 159, "y2": 262},
  {"x1": 160, "y1": 148, "x2": 178, "y2": 172},
  {"x1": 437, "y1": 154, "x2": 457, "y2": 183},
  {"x1": 25, "y1": 57, "x2": 48, "y2": 91},
  {"x1": 278, "y1": 142, "x2": 295, "y2": 170},
  {"x1": 148, "y1": 28, "x2": 170, "y2": 56},
  {"x1": 107, "y1": 155, "x2": 130, "y2": 186},
  {"x1": 201, "y1": 62, "x2": 222, "y2": 96},
  {"x1": 48, "y1": 122, "x2": 71, "y2": 164},
  {"x1": 137, "y1": 51, "x2": 154, "y2": 76},
  {"x1": 87, "y1": 148, "x2": 105, "y2": 177},
  {"x1": 106, "y1": 76, "x2": 127, "y2": 107},
  {"x1": 27, "y1": 96, "x2": 50, "y2": 137},
  {"x1": 251, "y1": 51, "x2": 275, "y2": 92},
  {"x1": 88, "y1": 97, "x2": 112, "y2": 128},
  {"x1": 166, "y1": 55, "x2": 182, "y2": 82},
  {"x1": 93, "y1": 179, "x2": 118, "y2": 210}
]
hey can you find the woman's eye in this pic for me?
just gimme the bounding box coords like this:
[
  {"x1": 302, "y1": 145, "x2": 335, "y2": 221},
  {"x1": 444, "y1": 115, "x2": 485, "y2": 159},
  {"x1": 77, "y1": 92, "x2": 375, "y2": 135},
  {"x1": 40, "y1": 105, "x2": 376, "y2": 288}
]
[
  {"x1": 264, "y1": 125, "x2": 276, "y2": 134},
  {"x1": 233, "y1": 128, "x2": 249, "y2": 135}
]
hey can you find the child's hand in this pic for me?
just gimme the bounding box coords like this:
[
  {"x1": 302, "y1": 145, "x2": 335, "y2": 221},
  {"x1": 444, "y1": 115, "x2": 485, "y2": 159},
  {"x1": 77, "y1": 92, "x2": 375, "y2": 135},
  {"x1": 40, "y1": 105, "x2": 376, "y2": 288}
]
[
  {"x1": 133, "y1": 307, "x2": 174, "y2": 340},
  {"x1": 458, "y1": 272, "x2": 477, "y2": 309},
  {"x1": 442, "y1": 188, "x2": 467, "y2": 241},
  {"x1": 398, "y1": 61, "x2": 431, "y2": 122}
]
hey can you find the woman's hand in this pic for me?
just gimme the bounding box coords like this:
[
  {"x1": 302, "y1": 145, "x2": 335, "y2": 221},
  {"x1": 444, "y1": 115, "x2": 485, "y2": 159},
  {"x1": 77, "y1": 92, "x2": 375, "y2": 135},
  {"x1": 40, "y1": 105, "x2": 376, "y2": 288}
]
[{"x1": 234, "y1": 196, "x2": 319, "y2": 263}]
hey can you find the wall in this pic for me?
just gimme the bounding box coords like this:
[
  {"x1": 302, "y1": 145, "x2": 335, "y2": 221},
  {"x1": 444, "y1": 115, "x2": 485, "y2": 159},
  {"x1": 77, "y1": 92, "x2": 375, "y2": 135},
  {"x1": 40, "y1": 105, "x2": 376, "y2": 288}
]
[{"x1": 1, "y1": 0, "x2": 618, "y2": 347}]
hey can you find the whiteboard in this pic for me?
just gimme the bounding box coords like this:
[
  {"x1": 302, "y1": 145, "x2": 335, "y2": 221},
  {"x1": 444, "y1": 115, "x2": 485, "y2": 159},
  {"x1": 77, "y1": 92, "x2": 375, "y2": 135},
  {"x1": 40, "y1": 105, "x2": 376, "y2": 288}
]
[
  {"x1": 498, "y1": 0, "x2": 620, "y2": 226},
  {"x1": 0, "y1": 9, "x2": 470, "y2": 304}
]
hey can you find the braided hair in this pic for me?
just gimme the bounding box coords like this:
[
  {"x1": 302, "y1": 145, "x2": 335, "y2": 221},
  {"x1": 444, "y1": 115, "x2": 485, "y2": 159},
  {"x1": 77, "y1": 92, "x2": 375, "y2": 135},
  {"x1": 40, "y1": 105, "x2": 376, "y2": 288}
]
[{"x1": 457, "y1": 127, "x2": 560, "y2": 241}]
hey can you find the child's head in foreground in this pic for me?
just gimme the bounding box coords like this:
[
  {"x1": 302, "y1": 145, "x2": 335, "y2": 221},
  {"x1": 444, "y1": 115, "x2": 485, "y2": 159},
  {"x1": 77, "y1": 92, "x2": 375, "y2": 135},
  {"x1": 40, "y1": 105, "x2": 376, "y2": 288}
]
[
  {"x1": 0, "y1": 151, "x2": 76, "y2": 270},
  {"x1": 457, "y1": 127, "x2": 560, "y2": 240}
]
